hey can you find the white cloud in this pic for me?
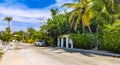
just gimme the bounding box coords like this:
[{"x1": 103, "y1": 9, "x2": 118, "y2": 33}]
[
  {"x1": 0, "y1": 0, "x2": 73, "y2": 31},
  {"x1": 0, "y1": 6, "x2": 50, "y2": 23},
  {"x1": 49, "y1": 0, "x2": 73, "y2": 7},
  {"x1": 0, "y1": 0, "x2": 73, "y2": 23},
  {"x1": 45, "y1": 0, "x2": 74, "y2": 14},
  {"x1": 56, "y1": 0, "x2": 73, "y2": 6}
]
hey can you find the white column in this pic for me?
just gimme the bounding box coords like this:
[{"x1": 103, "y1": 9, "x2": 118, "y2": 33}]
[
  {"x1": 61, "y1": 37, "x2": 64, "y2": 48},
  {"x1": 71, "y1": 43, "x2": 73, "y2": 48},
  {"x1": 66, "y1": 37, "x2": 69, "y2": 48},
  {"x1": 70, "y1": 39, "x2": 73, "y2": 48},
  {"x1": 57, "y1": 38, "x2": 60, "y2": 47},
  {"x1": 0, "y1": 40, "x2": 2, "y2": 47}
]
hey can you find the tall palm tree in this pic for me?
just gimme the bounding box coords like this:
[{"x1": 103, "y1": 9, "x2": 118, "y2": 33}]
[
  {"x1": 4, "y1": 16, "x2": 12, "y2": 34},
  {"x1": 62, "y1": 0, "x2": 94, "y2": 34}
]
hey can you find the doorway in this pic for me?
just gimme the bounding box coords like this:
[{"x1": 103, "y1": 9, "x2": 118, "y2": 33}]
[{"x1": 63, "y1": 37, "x2": 66, "y2": 47}]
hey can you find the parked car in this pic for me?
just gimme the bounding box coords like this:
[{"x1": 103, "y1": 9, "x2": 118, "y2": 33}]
[{"x1": 34, "y1": 41, "x2": 46, "y2": 47}]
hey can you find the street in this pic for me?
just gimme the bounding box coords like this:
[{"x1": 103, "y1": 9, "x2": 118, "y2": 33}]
[{"x1": 0, "y1": 43, "x2": 120, "y2": 65}]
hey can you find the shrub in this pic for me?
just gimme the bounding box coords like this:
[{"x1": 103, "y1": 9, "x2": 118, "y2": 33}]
[
  {"x1": 102, "y1": 21, "x2": 120, "y2": 53},
  {"x1": 46, "y1": 37, "x2": 54, "y2": 46},
  {"x1": 70, "y1": 33, "x2": 95, "y2": 49},
  {"x1": 27, "y1": 39, "x2": 35, "y2": 44}
]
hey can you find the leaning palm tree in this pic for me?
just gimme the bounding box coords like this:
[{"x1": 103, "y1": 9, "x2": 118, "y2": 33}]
[
  {"x1": 4, "y1": 16, "x2": 12, "y2": 34},
  {"x1": 62, "y1": 0, "x2": 94, "y2": 34}
]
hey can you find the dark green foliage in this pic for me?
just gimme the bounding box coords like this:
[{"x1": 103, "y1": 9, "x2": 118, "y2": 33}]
[
  {"x1": 47, "y1": 14, "x2": 70, "y2": 37},
  {"x1": 12, "y1": 31, "x2": 25, "y2": 41},
  {"x1": 102, "y1": 21, "x2": 120, "y2": 53},
  {"x1": 45, "y1": 36, "x2": 54, "y2": 46},
  {"x1": 0, "y1": 31, "x2": 12, "y2": 42},
  {"x1": 40, "y1": 14, "x2": 70, "y2": 46},
  {"x1": 70, "y1": 33, "x2": 95, "y2": 49}
]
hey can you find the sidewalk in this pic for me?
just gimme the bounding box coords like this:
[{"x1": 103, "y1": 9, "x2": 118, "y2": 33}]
[{"x1": 57, "y1": 47, "x2": 120, "y2": 57}]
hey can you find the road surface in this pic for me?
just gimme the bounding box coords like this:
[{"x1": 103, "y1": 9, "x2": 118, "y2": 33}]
[{"x1": 0, "y1": 43, "x2": 120, "y2": 65}]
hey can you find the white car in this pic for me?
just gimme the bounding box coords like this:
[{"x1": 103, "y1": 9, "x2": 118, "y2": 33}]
[{"x1": 34, "y1": 41, "x2": 46, "y2": 47}]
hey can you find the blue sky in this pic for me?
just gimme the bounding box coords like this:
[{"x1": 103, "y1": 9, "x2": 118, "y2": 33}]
[{"x1": 0, "y1": 0, "x2": 73, "y2": 32}]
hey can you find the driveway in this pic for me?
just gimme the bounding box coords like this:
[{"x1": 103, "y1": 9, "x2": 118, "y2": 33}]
[{"x1": 0, "y1": 43, "x2": 120, "y2": 65}]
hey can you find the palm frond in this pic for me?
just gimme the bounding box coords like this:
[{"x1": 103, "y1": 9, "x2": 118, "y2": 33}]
[
  {"x1": 62, "y1": 3, "x2": 74, "y2": 8},
  {"x1": 4, "y1": 16, "x2": 12, "y2": 22},
  {"x1": 69, "y1": 14, "x2": 73, "y2": 24}
]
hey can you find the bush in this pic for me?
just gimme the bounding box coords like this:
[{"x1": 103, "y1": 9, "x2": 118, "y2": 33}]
[
  {"x1": 26, "y1": 39, "x2": 35, "y2": 44},
  {"x1": 102, "y1": 21, "x2": 120, "y2": 53},
  {"x1": 70, "y1": 33, "x2": 95, "y2": 49},
  {"x1": 46, "y1": 37, "x2": 54, "y2": 46}
]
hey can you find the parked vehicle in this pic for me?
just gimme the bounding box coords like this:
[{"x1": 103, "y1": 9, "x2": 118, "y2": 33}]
[{"x1": 34, "y1": 40, "x2": 46, "y2": 47}]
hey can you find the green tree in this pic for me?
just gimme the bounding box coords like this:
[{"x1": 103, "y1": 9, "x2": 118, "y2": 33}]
[
  {"x1": 93, "y1": 0, "x2": 120, "y2": 24},
  {"x1": 47, "y1": 14, "x2": 69, "y2": 37},
  {"x1": 12, "y1": 31, "x2": 25, "y2": 41},
  {"x1": 102, "y1": 21, "x2": 120, "y2": 53},
  {"x1": 92, "y1": 0, "x2": 120, "y2": 47},
  {"x1": 26, "y1": 28, "x2": 37, "y2": 43},
  {"x1": 0, "y1": 31, "x2": 11, "y2": 42},
  {"x1": 40, "y1": 13, "x2": 70, "y2": 46}
]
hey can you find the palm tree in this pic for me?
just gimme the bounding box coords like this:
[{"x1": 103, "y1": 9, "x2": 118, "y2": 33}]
[
  {"x1": 50, "y1": 8, "x2": 59, "y2": 17},
  {"x1": 62, "y1": 0, "x2": 94, "y2": 34},
  {"x1": 4, "y1": 16, "x2": 12, "y2": 34},
  {"x1": 93, "y1": 0, "x2": 119, "y2": 23}
]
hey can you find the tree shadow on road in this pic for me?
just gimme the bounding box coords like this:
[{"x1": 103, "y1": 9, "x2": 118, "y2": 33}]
[{"x1": 47, "y1": 47, "x2": 94, "y2": 57}]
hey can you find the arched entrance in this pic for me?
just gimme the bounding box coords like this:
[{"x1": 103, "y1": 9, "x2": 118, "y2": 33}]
[{"x1": 57, "y1": 35, "x2": 73, "y2": 48}]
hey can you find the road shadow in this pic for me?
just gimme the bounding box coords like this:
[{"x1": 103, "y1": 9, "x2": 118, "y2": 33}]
[
  {"x1": 14, "y1": 47, "x2": 23, "y2": 50},
  {"x1": 48, "y1": 47, "x2": 94, "y2": 57}
]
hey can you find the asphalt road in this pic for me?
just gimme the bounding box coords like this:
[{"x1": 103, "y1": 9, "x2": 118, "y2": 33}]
[{"x1": 0, "y1": 43, "x2": 120, "y2": 65}]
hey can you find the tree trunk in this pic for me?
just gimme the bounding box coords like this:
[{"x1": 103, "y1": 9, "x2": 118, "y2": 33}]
[
  {"x1": 8, "y1": 21, "x2": 10, "y2": 34},
  {"x1": 88, "y1": 26, "x2": 92, "y2": 34}
]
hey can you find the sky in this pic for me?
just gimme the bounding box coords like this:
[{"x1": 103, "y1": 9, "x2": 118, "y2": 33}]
[{"x1": 0, "y1": 0, "x2": 73, "y2": 32}]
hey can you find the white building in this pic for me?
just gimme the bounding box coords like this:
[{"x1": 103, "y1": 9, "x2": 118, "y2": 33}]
[{"x1": 57, "y1": 35, "x2": 73, "y2": 48}]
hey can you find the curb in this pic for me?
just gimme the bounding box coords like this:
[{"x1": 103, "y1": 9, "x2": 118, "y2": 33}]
[{"x1": 56, "y1": 47, "x2": 120, "y2": 58}]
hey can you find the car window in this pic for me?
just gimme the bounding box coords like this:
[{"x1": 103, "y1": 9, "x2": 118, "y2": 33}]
[{"x1": 38, "y1": 41, "x2": 44, "y2": 42}]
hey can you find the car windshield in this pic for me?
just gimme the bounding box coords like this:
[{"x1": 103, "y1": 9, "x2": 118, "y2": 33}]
[{"x1": 38, "y1": 41, "x2": 44, "y2": 42}]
